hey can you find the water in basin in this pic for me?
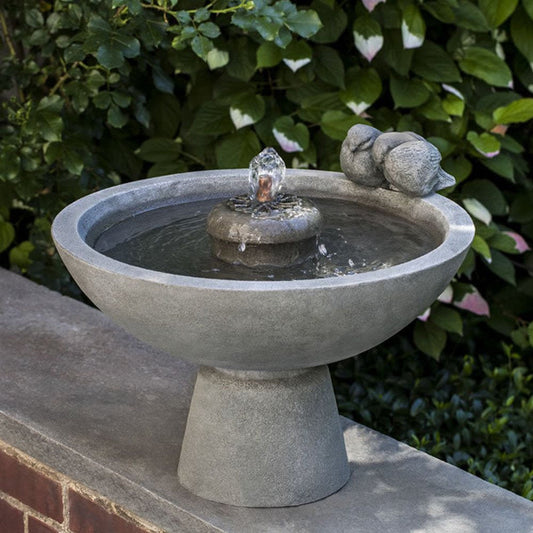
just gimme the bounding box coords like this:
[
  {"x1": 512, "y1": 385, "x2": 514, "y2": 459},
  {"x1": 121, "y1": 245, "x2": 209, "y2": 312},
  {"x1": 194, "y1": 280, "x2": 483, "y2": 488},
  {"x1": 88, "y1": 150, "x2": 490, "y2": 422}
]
[{"x1": 93, "y1": 198, "x2": 441, "y2": 281}]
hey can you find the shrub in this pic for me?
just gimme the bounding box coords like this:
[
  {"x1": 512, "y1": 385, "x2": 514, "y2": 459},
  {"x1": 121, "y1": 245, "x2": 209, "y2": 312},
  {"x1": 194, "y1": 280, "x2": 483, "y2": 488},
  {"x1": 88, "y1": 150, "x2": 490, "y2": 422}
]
[{"x1": 1, "y1": 0, "x2": 532, "y2": 496}]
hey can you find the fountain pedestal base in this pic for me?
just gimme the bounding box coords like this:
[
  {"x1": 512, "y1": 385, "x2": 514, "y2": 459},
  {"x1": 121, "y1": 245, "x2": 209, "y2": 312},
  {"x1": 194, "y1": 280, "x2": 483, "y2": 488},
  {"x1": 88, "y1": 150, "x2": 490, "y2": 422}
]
[{"x1": 177, "y1": 365, "x2": 350, "y2": 507}]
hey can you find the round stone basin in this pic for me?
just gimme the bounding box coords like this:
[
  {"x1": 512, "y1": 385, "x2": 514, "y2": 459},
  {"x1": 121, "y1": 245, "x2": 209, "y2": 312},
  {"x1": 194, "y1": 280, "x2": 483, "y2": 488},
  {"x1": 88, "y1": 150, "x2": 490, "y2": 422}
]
[{"x1": 52, "y1": 169, "x2": 474, "y2": 371}]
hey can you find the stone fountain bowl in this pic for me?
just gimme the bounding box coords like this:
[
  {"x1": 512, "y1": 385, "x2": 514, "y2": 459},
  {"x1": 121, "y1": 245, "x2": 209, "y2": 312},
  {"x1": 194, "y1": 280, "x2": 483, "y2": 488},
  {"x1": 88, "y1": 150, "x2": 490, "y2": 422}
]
[{"x1": 52, "y1": 169, "x2": 474, "y2": 371}]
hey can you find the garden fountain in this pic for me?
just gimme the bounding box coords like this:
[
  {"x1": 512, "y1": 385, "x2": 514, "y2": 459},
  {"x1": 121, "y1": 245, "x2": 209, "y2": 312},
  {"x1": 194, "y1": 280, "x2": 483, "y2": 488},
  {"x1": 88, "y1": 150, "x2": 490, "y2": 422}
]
[{"x1": 52, "y1": 134, "x2": 474, "y2": 508}]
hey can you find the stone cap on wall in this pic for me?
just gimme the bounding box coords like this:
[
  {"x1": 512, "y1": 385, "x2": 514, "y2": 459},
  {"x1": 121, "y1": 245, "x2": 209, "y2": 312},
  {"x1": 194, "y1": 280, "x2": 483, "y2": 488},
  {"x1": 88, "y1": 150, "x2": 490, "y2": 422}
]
[{"x1": 1, "y1": 268, "x2": 532, "y2": 532}]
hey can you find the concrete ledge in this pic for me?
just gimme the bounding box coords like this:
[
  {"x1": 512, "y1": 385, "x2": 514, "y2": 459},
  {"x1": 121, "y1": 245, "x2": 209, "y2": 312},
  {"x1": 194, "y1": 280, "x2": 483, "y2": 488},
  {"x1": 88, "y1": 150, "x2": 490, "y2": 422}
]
[{"x1": 1, "y1": 268, "x2": 532, "y2": 532}]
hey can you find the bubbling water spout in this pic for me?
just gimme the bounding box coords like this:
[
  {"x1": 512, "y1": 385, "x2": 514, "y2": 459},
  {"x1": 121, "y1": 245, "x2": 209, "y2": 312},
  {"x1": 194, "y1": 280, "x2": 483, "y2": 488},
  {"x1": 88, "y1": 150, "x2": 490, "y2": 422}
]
[
  {"x1": 206, "y1": 147, "x2": 322, "y2": 268},
  {"x1": 249, "y1": 147, "x2": 286, "y2": 203}
]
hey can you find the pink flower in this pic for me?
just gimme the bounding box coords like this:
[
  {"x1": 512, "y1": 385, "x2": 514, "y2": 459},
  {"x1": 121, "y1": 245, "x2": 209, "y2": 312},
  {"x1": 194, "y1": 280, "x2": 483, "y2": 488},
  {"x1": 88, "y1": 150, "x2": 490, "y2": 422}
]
[
  {"x1": 454, "y1": 287, "x2": 490, "y2": 317},
  {"x1": 503, "y1": 231, "x2": 530, "y2": 253}
]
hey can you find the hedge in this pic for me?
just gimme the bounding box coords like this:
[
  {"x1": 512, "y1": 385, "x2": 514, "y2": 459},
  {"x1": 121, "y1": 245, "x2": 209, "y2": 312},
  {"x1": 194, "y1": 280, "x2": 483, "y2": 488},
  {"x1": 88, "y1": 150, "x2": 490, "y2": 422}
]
[{"x1": 1, "y1": 0, "x2": 532, "y2": 498}]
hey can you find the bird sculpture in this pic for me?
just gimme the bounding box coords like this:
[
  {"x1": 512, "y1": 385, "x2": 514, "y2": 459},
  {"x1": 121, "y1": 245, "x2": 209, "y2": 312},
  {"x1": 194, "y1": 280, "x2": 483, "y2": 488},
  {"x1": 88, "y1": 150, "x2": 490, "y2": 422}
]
[
  {"x1": 371, "y1": 131, "x2": 456, "y2": 197},
  {"x1": 340, "y1": 124, "x2": 386, "y2": 188}
]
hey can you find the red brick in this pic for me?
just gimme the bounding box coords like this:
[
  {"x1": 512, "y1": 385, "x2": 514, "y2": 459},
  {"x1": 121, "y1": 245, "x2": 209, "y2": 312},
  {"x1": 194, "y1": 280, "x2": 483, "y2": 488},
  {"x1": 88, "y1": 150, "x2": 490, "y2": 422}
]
[
  {"x1": 28, "y1": 516, "x2": 58, "y2": 533},
  {"x1": 0, "y1": 450, "x2": 63, "y2": 522},
  {"x1": 68, "y1": 489, "x2": 150, "y2": 533},
  {"x1": 0, "y1": 498, "x2": 24, "y2": 533}
]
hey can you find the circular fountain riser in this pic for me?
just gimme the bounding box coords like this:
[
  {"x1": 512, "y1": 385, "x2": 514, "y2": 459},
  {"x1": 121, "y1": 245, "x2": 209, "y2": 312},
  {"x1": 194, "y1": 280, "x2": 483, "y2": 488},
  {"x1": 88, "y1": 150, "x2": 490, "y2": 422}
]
[{"x1": 206, "y1": 199, "x2": 323, "y2": 267}]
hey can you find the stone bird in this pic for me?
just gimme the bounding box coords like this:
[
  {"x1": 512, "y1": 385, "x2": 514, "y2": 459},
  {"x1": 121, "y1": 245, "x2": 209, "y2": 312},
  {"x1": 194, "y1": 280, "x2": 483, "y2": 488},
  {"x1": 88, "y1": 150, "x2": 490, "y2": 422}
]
[
  {"x1": 340, "y1": 124, "x2": 385, "y2": 188},
  {"x1": 372, "y1": 132, "x2": 455, "y2": 197}
]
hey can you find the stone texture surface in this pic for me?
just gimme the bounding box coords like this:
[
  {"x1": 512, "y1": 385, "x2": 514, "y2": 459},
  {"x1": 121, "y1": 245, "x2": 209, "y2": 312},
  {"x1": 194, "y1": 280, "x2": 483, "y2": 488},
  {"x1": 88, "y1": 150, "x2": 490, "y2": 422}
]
[
  {"x1": 1, "y1": 268, "x2": 533, "y2": 532},
  {"x1": 51, "y1": 170, "x2": 474, "y2": 371},
  {"x1": 178, "y1": 366, "x2": 349, "y2": 506}
]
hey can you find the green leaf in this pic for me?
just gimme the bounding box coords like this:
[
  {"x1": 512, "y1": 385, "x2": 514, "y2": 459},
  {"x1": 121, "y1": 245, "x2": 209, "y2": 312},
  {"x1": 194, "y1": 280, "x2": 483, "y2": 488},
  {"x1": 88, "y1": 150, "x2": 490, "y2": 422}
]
[
  {"x1": 9, "y1": 241, "x2": 34, "y2": 269},
  {"x1": 190, "y1": 102, "x2": 233, "y2": 136},
  {"x1": 493, "y1": 99, "x2": 533, "y2": 124},
  {"x1": 96, "y1": 43, "x2": 124, "y2": 69},
  {"x1": 120, "y1": 35, "x2": 140, "y2": 58},
  {"x1": 401, "y1": 4, "x2": 426, "y2": 49},
  {"x1": 459, "y1": 47, "x2": 512, "y2": 88},
  {"x1": 314, "y1": 46, "x2": 345, "y2": 88},
  {"x1": 37, "y1": 95, "x2": 63, "y2": 113},
  {"x1": 64, "y1": 148, "x2": 84, "y2": 175},
  {"x1": 423, "y1": 1, "x2": 456, "y2": 23},
  {"x1": 0, "y1": 220, "x2": 15, "y2": 253},
  {"x1": 64, "y1": 44, "x2": 85, "y2": 63},
  {"x1": 414, "y1": 321, "x2": 447, "y2": 360},
  {"x1": 230, "y1": 94, "x2": 265, "y2": 129},
  {"x1": 340, "y1": 68, "x2": 382, "y2": 114},
  {"x1": 442, "y1": 155, "x2": 472, "y2": 183},
  {"x1": 525, "y1": 0, "x2": 533, "y2": 19},
  {"x1": 198, "y1": 22, "x2": 220, "y2": 39},
  {"x1": 486, "y1": 250, "x2": 516, "y2": 285},
  {"x1": 35, "y1": 97, "x2": 64, "y2": 142},
  {"x1": 390, "y1": 76, "x2": 430, "y2": 108},
  {"x1": 152, "y1": 66, "x2": 174, "y2": 94},
  {"x1": 461, "y1": 180, "x2": 508, "y2": 215},
  {"x1": 112, "y1": 92, "x2": 131, "y2": 108},
  {"x1": 480, "y1": 154, "x2": 515, "y2": 181},
  {"x1": 453, "y1": 1, "x2": 490, "y2": 31},
  {"x1": 412, "y1": 41, "x2": 461, "y2": 82},
  {"x1": 466, "y1": 131, "x2": 501, "y2": 158},
  {"x1": 489, "y1": 233, "x2": 522, "y2": 255},
  {"x1": 215, "y1": 130, "x2": 261, "y2": 168},
  {"x1": 511, "y1": 7, "x2": 533, "y2": 63},
  {"x1": 147, "y1": 159, "x2": 188, "y2": 179},
  {"x1": 510, "y1": 192, "x2": 533, "y2": 223},
  {"x1": 310, "y1": 0, "x2": 347, "y2": 43},
  {"x1": 442, "y1": 94, "x2": 464, "y2": 116},
  {"x1": 320, "y1": 110, "x2": 367, "y2": 140},
  {"x1": 25, "y1": 8, "x2": 44, "y2": 28},
  {"x1": 472, "y1": 235, "x2": 492, "y2": 263},
  {"x1": 410, "y1": 398, "x2": 426, "y2": 417},
  {"x1": 206, "y1": 48, "x2": 230, "y2": 70},
  {"x1": 285, "y1": 9, "x2": 323, "y2": 38},
  {"x1": 282, "y1": 40, "x2": 312, "y2": 72},
  {"x1": 273, "y1": 116, "x2": 310, "y2": 152},
  {"x1": 353, "y1": 15, "x2": 383, "y2": 62},
  {"x1": 136, "y1": 138, "x2": 181, "y2": 163},
  {"x1": 463, "y1": 198, "x2": 492, "y2": 225},
  {"x1": 257, "y1": 41, "x2": 283, "y2": 68},
  {"x1": 191, "y1": 35, "x2": 214, "y2": 60},
  {"x1": 93, "y1": 91, "x2": 112, "y2": 109},
  {"x1": 431, "y1": 306, "x2": 463, "y2": 335},
  {"x1": 479, "y1": 0, "x2": 518, "y2": 28},
  {"x1": 107, "y1": 105, "x2": 128, "y2": 128},
  {"x1": 418, "y1": 95, "x2": 450, "y2": 122},
  {"x1": 226, "y1": 38, "x2": 256, "y2": 81}
]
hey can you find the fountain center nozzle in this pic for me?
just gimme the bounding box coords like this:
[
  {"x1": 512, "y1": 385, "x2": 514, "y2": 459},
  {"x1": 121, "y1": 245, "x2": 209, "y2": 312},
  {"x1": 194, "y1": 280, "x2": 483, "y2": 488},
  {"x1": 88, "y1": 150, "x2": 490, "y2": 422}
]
[{"x1": 206, "y1": 147, "x2": 323, "y2": 268}]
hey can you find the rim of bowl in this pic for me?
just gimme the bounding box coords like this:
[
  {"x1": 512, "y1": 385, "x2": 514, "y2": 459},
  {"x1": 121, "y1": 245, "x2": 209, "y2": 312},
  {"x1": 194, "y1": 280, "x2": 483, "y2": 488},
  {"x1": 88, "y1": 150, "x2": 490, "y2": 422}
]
[{"x1": 51, "y1": 169, "x2": 475, "y2": 292}]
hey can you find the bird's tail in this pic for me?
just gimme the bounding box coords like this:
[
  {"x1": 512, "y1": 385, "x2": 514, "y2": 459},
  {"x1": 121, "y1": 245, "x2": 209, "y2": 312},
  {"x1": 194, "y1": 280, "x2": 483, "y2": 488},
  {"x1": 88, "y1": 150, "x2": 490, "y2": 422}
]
[{"x1": 436, "y1": 168, "x2": 456, "y2": 191}]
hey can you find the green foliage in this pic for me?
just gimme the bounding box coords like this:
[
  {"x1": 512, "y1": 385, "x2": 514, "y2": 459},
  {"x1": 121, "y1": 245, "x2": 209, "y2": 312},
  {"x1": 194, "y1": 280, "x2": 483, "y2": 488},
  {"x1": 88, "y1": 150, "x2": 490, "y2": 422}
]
[
  {"x1": 332, "y1": 336, "x2": 533, "y2": 500},
  {"x1": 1, "y1": 0, "x2": 532, "y2": 496}
]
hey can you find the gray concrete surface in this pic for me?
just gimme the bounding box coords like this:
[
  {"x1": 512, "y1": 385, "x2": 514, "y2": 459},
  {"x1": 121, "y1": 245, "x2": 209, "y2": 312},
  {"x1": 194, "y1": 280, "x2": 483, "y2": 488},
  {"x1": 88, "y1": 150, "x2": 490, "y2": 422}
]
[
  {"x1": 178, "y1": 366, "x2": 349, "y2": 506},
  {"x1": 1, "y1": 268, "x2": 533, "y2": 532}
]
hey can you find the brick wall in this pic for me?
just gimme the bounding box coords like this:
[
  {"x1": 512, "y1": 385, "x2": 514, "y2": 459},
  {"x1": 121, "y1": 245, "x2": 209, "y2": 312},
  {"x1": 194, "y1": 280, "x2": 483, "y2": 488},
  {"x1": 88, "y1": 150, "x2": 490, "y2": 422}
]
[{"x1": 0, "y1": 441, "x2": 162, "y2": 533}]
